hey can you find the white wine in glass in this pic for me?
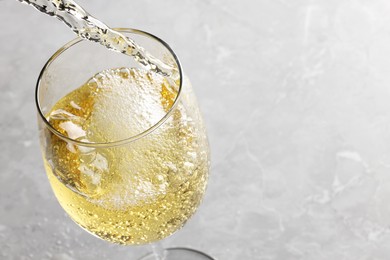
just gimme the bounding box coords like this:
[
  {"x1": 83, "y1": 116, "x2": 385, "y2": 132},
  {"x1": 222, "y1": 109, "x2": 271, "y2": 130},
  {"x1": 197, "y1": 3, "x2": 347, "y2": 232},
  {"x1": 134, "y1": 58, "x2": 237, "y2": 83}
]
[{"x1": 36, "y1": 29, "x2": 212, "y2": 259}]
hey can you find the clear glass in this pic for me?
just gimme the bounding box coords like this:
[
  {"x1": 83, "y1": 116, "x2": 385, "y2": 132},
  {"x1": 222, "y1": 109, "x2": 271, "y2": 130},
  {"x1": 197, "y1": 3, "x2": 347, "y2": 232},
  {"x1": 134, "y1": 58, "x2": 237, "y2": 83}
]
[{"x1": 36, "y1": 28, "x2": 213, "y2": 259}]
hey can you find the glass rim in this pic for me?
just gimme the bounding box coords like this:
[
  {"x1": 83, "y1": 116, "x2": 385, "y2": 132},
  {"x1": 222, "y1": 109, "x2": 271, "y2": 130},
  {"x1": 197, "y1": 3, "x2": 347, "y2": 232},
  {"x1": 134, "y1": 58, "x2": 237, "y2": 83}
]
[{"x1": 35, "y1": 28, "x2": 183, "y2": 148}]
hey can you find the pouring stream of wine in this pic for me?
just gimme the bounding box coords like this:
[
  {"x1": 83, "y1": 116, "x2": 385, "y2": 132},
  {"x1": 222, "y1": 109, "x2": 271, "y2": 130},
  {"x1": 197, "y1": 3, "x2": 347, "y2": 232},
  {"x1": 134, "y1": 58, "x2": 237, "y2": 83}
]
[{"x1": 17, "y1": 0, "x2": 177, "y2": 78}]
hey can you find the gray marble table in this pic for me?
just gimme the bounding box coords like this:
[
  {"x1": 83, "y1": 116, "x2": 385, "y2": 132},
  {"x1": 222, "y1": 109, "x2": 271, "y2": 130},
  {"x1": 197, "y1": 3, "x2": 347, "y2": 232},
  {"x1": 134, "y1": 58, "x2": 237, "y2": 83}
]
[{"x1": 3, "y1": 0, "x2": 390, "y2": 259}]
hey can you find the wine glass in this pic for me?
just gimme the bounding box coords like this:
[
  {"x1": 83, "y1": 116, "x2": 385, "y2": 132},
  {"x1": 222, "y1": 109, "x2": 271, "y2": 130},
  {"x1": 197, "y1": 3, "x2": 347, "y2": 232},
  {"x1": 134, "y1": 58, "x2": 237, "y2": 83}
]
[{"x1": 36, "y1": 28, "x2": 213, "y2": 260}]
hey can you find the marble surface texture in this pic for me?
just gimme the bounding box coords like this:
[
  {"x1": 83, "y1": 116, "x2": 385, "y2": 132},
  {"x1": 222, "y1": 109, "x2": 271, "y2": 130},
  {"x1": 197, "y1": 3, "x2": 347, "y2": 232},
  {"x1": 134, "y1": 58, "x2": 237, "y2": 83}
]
[{"x1": 3, "y1": 0, "x2": 390, "y2": 259}]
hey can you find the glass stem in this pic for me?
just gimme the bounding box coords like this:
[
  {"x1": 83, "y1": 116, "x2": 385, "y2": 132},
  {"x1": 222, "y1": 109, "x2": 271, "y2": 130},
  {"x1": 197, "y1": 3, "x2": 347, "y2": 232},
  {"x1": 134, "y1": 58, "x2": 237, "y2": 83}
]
[{"x1": 151, "y1": 242, "x2": 167, "y2": 260}]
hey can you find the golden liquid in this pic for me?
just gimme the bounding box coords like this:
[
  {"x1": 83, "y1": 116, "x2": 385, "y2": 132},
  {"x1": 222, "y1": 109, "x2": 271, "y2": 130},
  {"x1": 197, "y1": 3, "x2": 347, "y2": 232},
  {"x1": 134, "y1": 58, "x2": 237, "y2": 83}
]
[{"x1": 42, "y1": 68, "x2": 209, "y2": 245}]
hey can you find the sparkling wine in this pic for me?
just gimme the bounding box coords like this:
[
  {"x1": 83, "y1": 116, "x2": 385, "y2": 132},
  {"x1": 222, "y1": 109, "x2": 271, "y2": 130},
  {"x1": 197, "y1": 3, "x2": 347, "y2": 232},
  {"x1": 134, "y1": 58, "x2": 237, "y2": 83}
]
[{"x1": 42, "y1": 68, "x2": 209, "y2": 245}]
